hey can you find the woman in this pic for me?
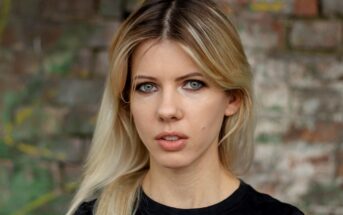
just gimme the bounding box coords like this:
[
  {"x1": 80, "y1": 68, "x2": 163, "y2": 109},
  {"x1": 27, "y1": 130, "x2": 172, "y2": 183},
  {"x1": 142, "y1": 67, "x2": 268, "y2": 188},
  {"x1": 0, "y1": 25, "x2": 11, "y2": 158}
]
[{"x1": 67, "y1": 0, "x2": 304, "y2": 214}]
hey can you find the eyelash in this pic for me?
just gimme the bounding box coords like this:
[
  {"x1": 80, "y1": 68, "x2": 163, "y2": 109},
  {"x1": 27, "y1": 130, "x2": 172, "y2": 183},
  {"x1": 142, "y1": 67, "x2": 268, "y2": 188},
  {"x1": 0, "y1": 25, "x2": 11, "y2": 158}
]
[{"x1": 135, "y1": 80, "x2": 207, "y2": 94}]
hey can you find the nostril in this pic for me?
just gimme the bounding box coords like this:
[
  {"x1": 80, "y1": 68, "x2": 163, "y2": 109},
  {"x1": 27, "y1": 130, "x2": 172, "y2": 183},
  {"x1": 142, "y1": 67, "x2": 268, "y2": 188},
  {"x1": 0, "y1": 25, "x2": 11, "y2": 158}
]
[
  {"x1": 157, "y1": 107, "x2": 183, "y2": 121},
  {"x1": 157, "y1": 92, "x2": 183, "y2": 120},
  {"x1": 158, "y1": 112, "x2": 179, "y2": 121}
]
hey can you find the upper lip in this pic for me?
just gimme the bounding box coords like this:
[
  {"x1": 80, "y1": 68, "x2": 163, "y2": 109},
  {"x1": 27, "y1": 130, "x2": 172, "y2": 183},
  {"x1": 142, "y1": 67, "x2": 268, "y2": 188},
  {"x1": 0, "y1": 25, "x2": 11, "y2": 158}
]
[{"x1": 155, "y1": 131, "x2": 189, "y2": 140}]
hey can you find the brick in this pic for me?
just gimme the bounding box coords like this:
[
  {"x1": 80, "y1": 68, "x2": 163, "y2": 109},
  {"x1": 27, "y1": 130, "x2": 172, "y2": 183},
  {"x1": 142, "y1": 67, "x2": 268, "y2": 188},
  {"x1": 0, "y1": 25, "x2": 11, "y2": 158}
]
[
  {"x1": 287, "y1": 57, "x2": 343, "y2": 125},
  {"x1": 88, "y1": 22, "x2": 119, "y2": 49},
  {"x1": 0, "y1": 24, "x2": 18, "y2": 48},
  {"x1": 322, "y1": 0, "x2": 343, "y2": 16},
  {"x1": 304, "y1": 181, "x2": 343, "y2": 214},
  {"x1": 221, "y1": 0, "x2": 250, "y2": 5},
  {"x1": 63, "y1": 107, "x2": 97, "y2": 137},
  {"x1": 0, "y1": 49, "x2": 27, "y2": 92},
  {"x1": 288, "y1": 55, "x2": 341, "y2": 88},
  {"x1": 294, "y1": 0, "x2": 318, "y2": 17},
  {"x1": 49, "y1": 162, "x2": 62, "y2": 186},
  {"x1": 39, "y1": 24, "x2": 64, "y2": 50},
  {"x1": 289, "y1": 87, "x2": 342, "y2": 126},
  {"x1": 216, "y1": 0, "x2": 239, "y2": 6},
  {"x1": 0, "y1": 49, "x2": 13, "y2": 77},
  {"x1": 46, "y1": 79, "x2": 104, "y2": 107},
  {"x1": 42, "y1": 0, "x2": 95, "y2": 21},
  {"x1": 0, "y1": 18, "x2": 27, "y2": 50},
  {"x1": 288, "y1": 58, "x2": 321, "y2": 88},
  {"x1": 255, "y1": 80, "x2": 289, "y2": 114},
  {"x1": 290, "y1": 21, "x2": 342, "y2": 50},
  {"x1": 306, "y1": 154, "x2": 330, "y2": 166},
  {"x1": 285, "y1": 121, "x2": 343, "y2": 143},
  {"x1": 125, "y1": 0, "x2": 142, "y2": 13},
  {"x1": 252, "y1": 57, "x2": 292, "y2": 140},
  {"x1": 0, "y1": 159, "x2": 14, "y2": 173},
  {"x1": 62, "y1": 163, "x2": 83, "y2": 182},
  {"x1": 94, "y1": 50, "x2": 109, "y2": 77},
  {"x1": 238, "y1": 14, "x2": 286, "y2": 50},
  {"x1": 0, "y1": 76, "x2": 25, "y2": 110},
  {"x1": 100, "y1": 0, "x2": 123, "y2": 18},
  {"x1": 41, "y1": 106, "x2": 68, "y2": 136},
  {"x1": 71, "y1": 48, "x2": 94, "y2": 78},
  {"x1": 317, "y1": 60, "x2": 343, "y2": 82},
  {"x1": 255, "y1": 118, "x2": 289, "y2": 142},
  {"x1": 247, "y1": 142, "x2": 336, "y2": 202},
  {"x1": 253, "y1": 58, "x2": 289, "y2": 115},
  {"x1": 12, "y1": 50, "x2": 40, "y2": 75},
  {"x1": 0, "y1": 14, "x2": 40, "y2": 49},
  {"x1": 337, "y1": 150, "x2": 343, "y2": 177},
  {"x1": 249, "y1": 0, "x2": 293, "y2": 14},
  {"x1": 217, "y1": 0, "x2": 250, "y2": 13},
  {"x1": 12, "y1": 0, "x2": 40, "y2": 17},
  {"x1": 47, "y1": 138, "x2": 91, "y2": 162},
  {"x1": 253, "y1": 56, "x2": 288, "y2": 83}
]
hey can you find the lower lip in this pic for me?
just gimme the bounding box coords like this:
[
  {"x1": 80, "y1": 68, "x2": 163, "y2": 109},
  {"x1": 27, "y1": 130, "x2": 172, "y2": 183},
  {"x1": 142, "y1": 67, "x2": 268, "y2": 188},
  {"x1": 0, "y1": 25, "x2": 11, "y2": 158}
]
[{"x1": 156, "y1": 139, "x2": 187, "y2": 151}]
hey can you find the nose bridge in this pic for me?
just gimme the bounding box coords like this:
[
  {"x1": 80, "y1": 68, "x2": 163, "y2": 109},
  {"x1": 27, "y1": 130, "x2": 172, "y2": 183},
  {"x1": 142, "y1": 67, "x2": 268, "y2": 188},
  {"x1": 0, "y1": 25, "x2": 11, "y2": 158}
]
[{"x1": 157, "y1": 85, "x2": 181, "y2": 120}]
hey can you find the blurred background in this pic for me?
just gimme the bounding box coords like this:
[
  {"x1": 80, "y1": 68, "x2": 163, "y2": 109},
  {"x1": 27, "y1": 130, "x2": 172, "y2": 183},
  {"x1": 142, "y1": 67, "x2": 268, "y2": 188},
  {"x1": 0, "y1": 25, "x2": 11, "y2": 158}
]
[{"x1": 0, "y1": 0, "x2": 342, "y2": 214}]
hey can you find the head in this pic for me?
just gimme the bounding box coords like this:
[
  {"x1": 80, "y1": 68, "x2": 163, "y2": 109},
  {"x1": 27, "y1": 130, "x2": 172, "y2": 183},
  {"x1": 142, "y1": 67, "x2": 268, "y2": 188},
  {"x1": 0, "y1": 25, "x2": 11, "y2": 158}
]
[
  {"x1": 111, "y1": 0, "x2": 254, "y2": 173},
  {"x1": 129, "y1": 39, "x2": 242, "y2": 170},
  {"x1": 67, "y1": 0, "x2": 255, "y2": 214}
]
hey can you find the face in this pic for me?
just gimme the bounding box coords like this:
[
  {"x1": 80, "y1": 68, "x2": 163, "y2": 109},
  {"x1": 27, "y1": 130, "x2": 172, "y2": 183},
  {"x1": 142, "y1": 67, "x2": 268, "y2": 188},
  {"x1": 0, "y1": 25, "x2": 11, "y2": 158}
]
[{"x1": 130, "y1": 39, "x2": 240, "y2": 169}]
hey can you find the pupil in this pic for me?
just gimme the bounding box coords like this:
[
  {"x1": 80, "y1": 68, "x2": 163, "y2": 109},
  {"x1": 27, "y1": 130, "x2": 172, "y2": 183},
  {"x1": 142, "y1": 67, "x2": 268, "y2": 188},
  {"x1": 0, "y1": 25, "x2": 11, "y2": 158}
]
[{"x1": 191, "y1": 82, "x2": 199, "y2": 88}]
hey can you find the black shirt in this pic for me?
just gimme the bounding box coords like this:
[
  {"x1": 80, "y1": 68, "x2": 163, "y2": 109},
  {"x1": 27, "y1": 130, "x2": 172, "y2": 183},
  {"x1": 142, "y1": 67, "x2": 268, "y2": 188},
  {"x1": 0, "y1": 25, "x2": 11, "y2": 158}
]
[{"x1": 74, "y1": 180, "x2": 304, "y2": 215}]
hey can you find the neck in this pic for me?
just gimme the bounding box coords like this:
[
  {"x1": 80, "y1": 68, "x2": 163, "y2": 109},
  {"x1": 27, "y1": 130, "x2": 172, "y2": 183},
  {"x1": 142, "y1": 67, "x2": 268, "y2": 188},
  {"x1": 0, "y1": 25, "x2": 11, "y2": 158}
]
[{"x1": 142, "y1": 147, "x2": 239, "y2": 209}]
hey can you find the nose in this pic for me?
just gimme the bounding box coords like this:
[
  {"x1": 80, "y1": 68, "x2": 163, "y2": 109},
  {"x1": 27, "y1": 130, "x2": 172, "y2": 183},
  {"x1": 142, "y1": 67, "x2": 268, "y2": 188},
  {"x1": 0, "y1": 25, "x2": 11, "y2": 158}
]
[{"x1": 157, "y1": 88, "x2": 183, "y2": 122}]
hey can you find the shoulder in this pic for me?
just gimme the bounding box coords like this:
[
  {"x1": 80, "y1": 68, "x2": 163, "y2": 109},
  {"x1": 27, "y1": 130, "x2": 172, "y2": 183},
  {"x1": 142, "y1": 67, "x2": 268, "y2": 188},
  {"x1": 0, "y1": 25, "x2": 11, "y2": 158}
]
[
  {"x1": 240, "y1": 181, "x2": 304, "y2": 215},
  {"x1": 74, "y1": 199, "x2": 97, "y2": 215}
]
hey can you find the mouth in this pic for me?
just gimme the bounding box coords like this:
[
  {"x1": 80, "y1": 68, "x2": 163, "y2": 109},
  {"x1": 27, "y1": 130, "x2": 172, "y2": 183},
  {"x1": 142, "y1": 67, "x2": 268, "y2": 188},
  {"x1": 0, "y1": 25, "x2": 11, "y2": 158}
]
[
  {"x1": 155, "y1": 132, "x2": 188, "y2": 151},
  {"x1": 154, "y1": 131, "x2": 189, "y2": 140}
]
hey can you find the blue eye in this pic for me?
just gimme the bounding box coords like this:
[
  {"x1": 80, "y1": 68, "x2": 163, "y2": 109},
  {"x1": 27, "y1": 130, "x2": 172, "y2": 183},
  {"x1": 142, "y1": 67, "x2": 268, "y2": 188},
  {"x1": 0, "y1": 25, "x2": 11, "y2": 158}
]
[
  {"x1": 184, "y1": 80, "x2": 205, "y2": 90},
  {"x1": 136, "y1": 83, "x2": 157, "y2": 93}
]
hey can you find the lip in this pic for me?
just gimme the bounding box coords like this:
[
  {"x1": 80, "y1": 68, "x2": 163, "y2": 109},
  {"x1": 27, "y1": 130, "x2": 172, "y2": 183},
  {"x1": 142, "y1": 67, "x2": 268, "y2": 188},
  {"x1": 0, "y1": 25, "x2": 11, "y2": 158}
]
[
  {"x1": 155, "y1": 131, "x2": 189, "y2": 151},
  {"x1": 154, "y1": 131, "x2": 189, "y2": 140}
]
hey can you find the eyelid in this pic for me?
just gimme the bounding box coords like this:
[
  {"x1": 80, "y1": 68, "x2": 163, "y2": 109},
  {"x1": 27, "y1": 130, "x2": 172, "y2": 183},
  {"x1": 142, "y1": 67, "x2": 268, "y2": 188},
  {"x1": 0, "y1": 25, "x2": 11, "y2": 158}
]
[
  {"x1": 184, "y1": 79, "x2": 205, "y2": 84},
  {"x1": 183, "y1": 79, "x2": 206, "y2": 89},
  {"x1": 135, "y1": 81, "x2": 155, "y2": 86},
  {"x1": 135, "y1": 82, "x2": 158, "y2": 93},
  {"x1": 134, "y1": 79, "x2": 207, "y2": 93}
]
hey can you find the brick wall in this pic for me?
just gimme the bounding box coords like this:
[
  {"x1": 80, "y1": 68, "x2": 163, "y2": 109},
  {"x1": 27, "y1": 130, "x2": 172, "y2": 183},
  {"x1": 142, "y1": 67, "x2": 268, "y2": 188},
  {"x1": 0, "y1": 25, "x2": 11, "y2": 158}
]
[
  {"x1": 0, "y1": 0, "x2": 342, "y2": 214},
  {"x1": 227, "y1": 0, "x2": 343, "y2": 214}
]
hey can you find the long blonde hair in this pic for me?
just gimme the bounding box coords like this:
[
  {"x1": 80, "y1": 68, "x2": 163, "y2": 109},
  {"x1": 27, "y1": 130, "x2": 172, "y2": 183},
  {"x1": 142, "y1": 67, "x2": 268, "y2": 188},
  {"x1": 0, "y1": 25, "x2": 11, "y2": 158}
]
[{"x1": 66, "y1": 0, "x2": 255, "y2": 214}]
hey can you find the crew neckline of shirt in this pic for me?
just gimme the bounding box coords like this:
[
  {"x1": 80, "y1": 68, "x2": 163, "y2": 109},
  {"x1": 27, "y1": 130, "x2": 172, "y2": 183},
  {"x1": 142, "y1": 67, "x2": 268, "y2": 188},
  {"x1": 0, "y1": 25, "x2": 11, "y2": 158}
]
[{"x1": 138, "y1": 179, "x2": 249, "y2": 214}]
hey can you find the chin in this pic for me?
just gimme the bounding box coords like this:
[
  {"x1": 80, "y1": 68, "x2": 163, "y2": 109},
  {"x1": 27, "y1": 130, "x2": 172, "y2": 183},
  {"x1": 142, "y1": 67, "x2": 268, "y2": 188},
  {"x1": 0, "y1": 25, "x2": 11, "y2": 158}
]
[{"x1": 153, "y1": 155, "x2": 194, "y2": 169}]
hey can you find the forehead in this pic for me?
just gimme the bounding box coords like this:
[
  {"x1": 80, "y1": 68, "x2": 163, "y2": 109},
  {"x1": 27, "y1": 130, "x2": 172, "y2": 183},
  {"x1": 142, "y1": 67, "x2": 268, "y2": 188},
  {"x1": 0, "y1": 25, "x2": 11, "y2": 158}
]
[{"x1": 131, "y1": 39, "x2": 200, "y2": 77}]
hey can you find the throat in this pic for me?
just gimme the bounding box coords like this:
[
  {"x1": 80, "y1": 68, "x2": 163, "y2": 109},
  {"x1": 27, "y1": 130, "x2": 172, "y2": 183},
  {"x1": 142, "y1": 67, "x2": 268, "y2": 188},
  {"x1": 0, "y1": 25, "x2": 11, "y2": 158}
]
[{"x1": 141, "y1": 168, "x2": 240, "y2": 209}]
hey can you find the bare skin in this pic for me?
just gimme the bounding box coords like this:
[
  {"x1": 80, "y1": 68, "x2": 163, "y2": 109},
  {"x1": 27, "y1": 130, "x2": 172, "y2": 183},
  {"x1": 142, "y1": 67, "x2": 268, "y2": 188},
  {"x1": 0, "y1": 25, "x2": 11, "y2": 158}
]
[
  {"x1": 130, "y1": 39, "x2": 241, "y2": 209},
  {"x1": 142, "y1": 150, "x2": 240, "y2": 208}
]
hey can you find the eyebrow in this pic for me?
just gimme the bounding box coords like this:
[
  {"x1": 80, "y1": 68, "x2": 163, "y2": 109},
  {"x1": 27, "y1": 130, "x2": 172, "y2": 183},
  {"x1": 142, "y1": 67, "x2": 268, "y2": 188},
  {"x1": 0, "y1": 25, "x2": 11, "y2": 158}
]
[{"x1": 133, "y1": 72, "x2": 204, "y2": 82}]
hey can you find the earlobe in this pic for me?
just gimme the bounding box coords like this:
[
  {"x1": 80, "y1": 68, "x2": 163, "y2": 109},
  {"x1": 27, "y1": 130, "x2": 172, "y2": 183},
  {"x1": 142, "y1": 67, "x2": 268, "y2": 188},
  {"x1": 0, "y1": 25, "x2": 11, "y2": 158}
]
[{"x1": 224, "y1": 91, "x2": 241, "y2": 116}]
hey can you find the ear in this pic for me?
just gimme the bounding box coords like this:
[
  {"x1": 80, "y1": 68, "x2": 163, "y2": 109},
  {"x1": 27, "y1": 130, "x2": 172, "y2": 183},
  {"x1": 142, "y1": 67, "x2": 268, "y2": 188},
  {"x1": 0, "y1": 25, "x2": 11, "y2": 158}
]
[{"x1": 224, "y1": 90, "x2": 242, "y2": 116}]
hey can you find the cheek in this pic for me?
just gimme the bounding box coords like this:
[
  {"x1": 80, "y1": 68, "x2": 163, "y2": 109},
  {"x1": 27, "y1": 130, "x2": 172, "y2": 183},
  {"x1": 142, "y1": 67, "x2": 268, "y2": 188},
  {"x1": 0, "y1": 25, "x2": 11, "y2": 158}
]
[
  {"x1": 130, "y1": 100, "x2": 154, "y2": 137},
  {"x1": 192, "y1": 97, "x2": 226, "y2": 132},
  {"x1": 199, "y1": 111, "x2": 225, "y2": 132},
  {"x1": 131, "y1": 98, "x2": 150, "y2": 119}
]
